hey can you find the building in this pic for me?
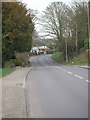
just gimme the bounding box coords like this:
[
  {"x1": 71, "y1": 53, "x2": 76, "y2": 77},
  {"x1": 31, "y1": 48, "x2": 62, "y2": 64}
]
[{"x1": 30, "y1": 46, "x2": 48, "y2": 55}]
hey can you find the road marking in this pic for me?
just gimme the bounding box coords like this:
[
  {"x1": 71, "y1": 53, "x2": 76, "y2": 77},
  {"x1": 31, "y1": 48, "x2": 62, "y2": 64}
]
[
  {"x1": 55, "y1": 66, "x2": 62, "y2": 70},
  {"x1": 86, "y1": 80, "x2": 90, "y2": 82},
  {"x1": 75, "y1": 75, "x2": 83, "y2": 79},
  {"x1": 55, "y1": 67, "x2": 88, "y2": 82},
  {"x1": 68, "y1": 71, "x2": 73, "y2": 74}
]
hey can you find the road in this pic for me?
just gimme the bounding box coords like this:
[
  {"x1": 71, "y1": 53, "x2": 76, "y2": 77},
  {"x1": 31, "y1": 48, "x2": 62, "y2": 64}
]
[{"x1": 25, "y1": 54, "x2": 88, "y2": 118}]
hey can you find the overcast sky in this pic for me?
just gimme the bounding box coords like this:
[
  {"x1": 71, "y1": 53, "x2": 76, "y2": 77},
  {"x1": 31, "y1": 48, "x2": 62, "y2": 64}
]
[
  {"x1": 20, "y1": 0, "x2": 73, "y2": 37},
  {"x1": 21, "y1": 0, "x2": 72, "y2": 12}
]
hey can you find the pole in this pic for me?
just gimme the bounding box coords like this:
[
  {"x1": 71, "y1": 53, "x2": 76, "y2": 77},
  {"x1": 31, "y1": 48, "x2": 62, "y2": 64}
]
[
  {"x1": 53, "y1": 43, "x2": 54, "y2": 53},
  {"x1": 65, "y1": 38, "x2": 68, "y2": 62},
  {"x1": 76, "y1": 24, "x2": 78, "y2": 56}
]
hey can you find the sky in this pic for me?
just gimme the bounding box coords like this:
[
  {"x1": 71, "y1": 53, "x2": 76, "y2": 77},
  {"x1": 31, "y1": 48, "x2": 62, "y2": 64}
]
[
  {"x1": 21, "y1": 0, "x2": 90, "y2": 39},
  {"x1": 21, "y1": 0, "x2": 72, "y2": 13},
  {"x1": 20, "y1": 0, "x2": 88, "y2": 38},
  {"x1": 20, "y1": 0, "x2": 73, "y2": 36}
]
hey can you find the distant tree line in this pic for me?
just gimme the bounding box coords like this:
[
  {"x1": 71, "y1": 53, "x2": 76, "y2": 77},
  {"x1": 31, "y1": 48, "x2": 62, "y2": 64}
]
[
  {"x1": 41, "y1": 1, "x2": 89, "y2": 60},
  {"x1": 2, "y1": 2, "x2": 34, "y2": 67}
]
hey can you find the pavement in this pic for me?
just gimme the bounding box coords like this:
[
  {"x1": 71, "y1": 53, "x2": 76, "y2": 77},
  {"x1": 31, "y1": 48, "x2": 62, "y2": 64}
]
[{"x1": 2, "y1": 67, "x2": 30, "y2": 118}]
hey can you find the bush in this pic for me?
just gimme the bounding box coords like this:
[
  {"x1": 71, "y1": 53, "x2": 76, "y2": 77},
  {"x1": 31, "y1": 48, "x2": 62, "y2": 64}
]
[
  {"x1": 79, "y1": 47, "x2": 86, "y2": 53},
  {"x1": 69, "y1": 52, "x2": 88, "y2": 65},
  {"x1": 15, "y1": 52, "x2": 30, "y2": 66},
  {"x1": 10, "y1": 59, "x2": 22, "y2": 67},
  {"x1": 51, "y1": 52, "x2": 64, "y2": 63},
  {"x1": 46, "y1": 49, "x2": 53, "y2": 54},
  {"x1": 84, "y1": 39, "x2": 89, "y2": 49}
]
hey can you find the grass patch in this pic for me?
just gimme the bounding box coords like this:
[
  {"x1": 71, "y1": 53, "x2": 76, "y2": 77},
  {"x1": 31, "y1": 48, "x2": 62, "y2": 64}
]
[
  {"x1": 51, "y1": 52, "x2": 88, "y2": 66},
  {"x1": 0, "y1": 67, "x2": 13, "y2": 78},
  {"x1": 67, "y1": 52, "x2": 88, "y2": 66},
  {"x1": 51, "y1": 52, "x2": 64, "y2": 63},
  {"x1": 0, "y1": 69, "x2": 2, "y2": 78}
]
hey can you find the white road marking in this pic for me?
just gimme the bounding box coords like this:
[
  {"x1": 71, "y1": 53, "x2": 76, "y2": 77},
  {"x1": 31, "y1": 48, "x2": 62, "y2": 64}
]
[
  {"x1": 68, "y1": 71, "x2": 73, "y2": 74},
  {"x1": 75, "y1": 75, "x2": 83, "y2": 79},
  {"x1": 55, "y1": 67, "x2": 62, "y2": 69},
  {"x1": 55, "y1": 66, "x2": 88, "y2": 82},
  {"x1": 86, "y1": 80, "x2": 90, "y2": 82}
]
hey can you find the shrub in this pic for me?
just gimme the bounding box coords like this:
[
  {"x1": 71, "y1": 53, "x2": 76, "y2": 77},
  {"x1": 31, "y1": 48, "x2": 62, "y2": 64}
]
[
  {"x1": 51, "y1": 52, "x2": 64, "y2": 63},
  {"x1": 15, "y1": 52, "x2": 30, "y2": 66},
  {"x1": 46, "y1": 49, "x2": 53, "y2": 54},
  {"x1": 10, "y1": 59, "x2": 22, "y2": 67}
]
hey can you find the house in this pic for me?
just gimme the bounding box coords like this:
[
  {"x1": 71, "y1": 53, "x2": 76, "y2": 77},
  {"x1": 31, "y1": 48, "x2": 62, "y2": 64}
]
[
  {"x1": 30, "y1": 47, "x2": 39, "y2": 55},
  {"x1": 30, "y1": 46, "x2": 48, "y2": 55},
  {"x1": 38, "y1": 46, "x2": 48, "y2": 54}
]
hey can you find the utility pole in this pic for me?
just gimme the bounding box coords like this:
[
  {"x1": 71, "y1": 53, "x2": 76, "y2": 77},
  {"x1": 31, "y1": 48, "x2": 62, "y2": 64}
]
[
  {"x1": 75, "y1": 24, "x2": 78, "y2": 56},
  {"x1": 65, "y1": 37, "x2": 68, "y2": 62}
]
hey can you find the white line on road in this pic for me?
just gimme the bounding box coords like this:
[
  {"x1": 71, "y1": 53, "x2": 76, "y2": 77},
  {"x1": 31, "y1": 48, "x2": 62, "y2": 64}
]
[
  {"x1": 86, "y1": 80, "x2": 90, "y2": 82},
  {"x1": 55, "y1": 66, "x2": 87, "y2": 82},
  {"x1": 75, "y1": 75, "x2": 83, "y2": 79},
  {"x1": 68, "y1": 71, "x2": 73, "y2": 74},
  {"x1": 55, "y1": 67, "x2": 62, "y2": 70}
]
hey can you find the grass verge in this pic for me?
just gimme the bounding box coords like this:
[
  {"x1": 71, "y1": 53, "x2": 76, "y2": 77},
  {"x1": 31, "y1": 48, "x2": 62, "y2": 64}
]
[
  {"x1": 68, "y1": 53, "x2": 88, "y2": 66},
  {"x1": 0, "y1": 67, "x2": 13, "y2": 78},
  {"x1": 51, "y1": 52, "x2": 88, "y2": 66},
  {"x1": 51, "y1": 52, "x2": 64, "y2": 63}
]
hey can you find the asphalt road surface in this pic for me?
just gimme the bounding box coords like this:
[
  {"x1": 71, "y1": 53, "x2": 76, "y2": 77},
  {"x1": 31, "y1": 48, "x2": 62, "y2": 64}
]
[{"x1": 26, "y1": 54, "x2": 88, "y2": 118}]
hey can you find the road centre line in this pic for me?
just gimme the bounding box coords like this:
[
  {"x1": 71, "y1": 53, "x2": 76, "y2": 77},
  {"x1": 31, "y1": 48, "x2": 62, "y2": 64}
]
[
  {"x1": 68, "y1": 71, "x2": 73, "y2": 74},
  {"x1": 56, "y1": 66, "x2": 62, "y2": 69},
  {"x1": 56, "y1": 66, "x2": 87, "y2": 81},
  {"x1": 75, "y1": 75, "x2": 83, "y2": 79}
]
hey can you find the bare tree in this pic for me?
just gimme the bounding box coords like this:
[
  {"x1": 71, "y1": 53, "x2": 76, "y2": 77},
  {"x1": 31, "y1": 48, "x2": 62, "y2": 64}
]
[
  {"x1": 40, "y1": 2, "x2": 70, "y2": 42},
  {"x1": 38, "y1": 1, "x2": 88, "y2": 60}
]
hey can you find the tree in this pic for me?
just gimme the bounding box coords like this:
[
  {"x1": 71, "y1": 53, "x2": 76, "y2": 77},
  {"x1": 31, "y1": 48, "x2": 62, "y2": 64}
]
[
  {"x1": 2, "y1": 2, "x2": 34, "y2": 66},
  {"x1": 41, "y1": 2, "x2": 70, "y2": 41},
  {"x1": 40, "y1": 2, "x2": 73, "y2": 59},
  {"x1": 40, "y1": 1, "x2": 88, "y2": 60},
  {"x1": 71, "y1": 2, "x2": 88, "y2": 53}
]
